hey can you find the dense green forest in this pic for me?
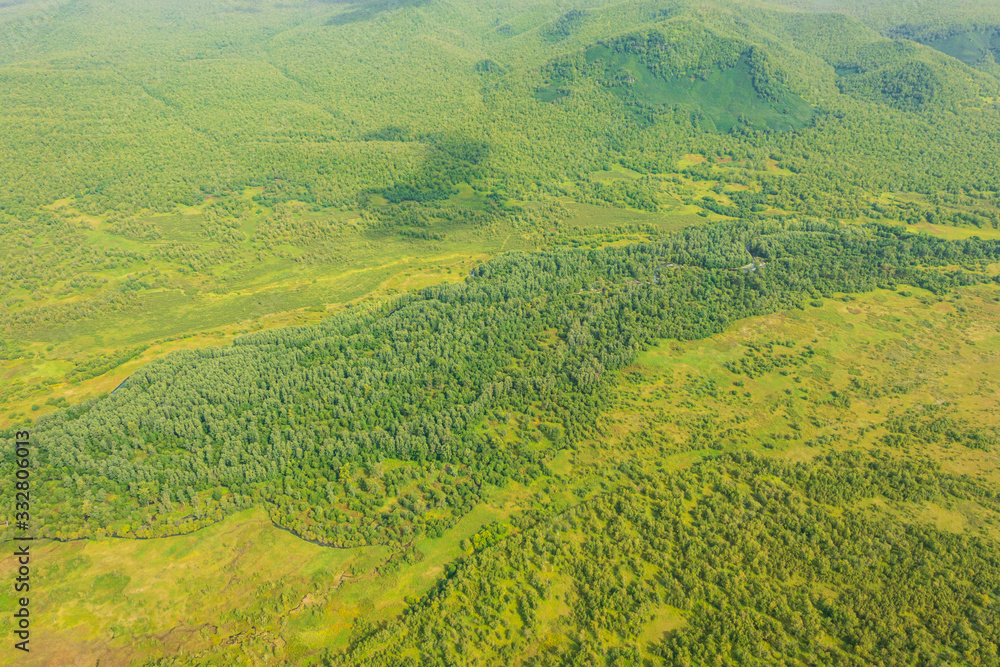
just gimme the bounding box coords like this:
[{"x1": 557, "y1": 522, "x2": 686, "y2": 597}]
[
  {"x1": 18, "y1": 220, "x2": 1000, "y2": 545},
  {"x1": 343, "y1": 451, "x2": 1000, "y2": 665},
  {"x1": 3, "y1": 0, "x2": 1000, "y2": 664}
]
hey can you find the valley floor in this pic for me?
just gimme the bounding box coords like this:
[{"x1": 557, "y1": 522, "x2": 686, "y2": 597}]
[{"x1": 7, "y1": 283, "x2": 998, "y2": 665}]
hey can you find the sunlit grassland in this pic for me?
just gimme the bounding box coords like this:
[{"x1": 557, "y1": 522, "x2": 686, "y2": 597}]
[
  {"x1": 878, "y1": 218, "x2": 1000, "y2": 241},
  {"x1": 0, "y1": 508, "x2": 370, "y2": 665},
  {"x1": 561, "y1": 200, "x2": 704, "y2": 234},
  {"x1": 0, "y1": 484, "x2": 551, "y2": 664},
  {"x1": 625, "y1": 284, "x2": 1000, "y2": 494}
]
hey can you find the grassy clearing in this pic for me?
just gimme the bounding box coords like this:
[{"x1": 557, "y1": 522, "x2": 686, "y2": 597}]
[
  {"x1": 621, "y1": 284, "x2": 1000, "y2": 494},
  {"x1": 0, "y1": 508, "x2": 367, "y2": 665},
  {"x1": 879, "y1": 219, "x2": 1000, "y2": 240},
  {"x1": 561, "y1": 200, "x2": 702, "y2": 233},
  {"x1": 0, "y1": 486, "x2": 547, "y2": 664},
  {"x1": 921, "y1": 29, "x2": 999, "y2": 66},
  {"x1": 588, "y1": 164, "x2": 643, "y2": 183}
]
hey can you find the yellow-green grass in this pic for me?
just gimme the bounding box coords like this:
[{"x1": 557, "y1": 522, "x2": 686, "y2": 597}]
[
  {"x1": 561, "y1": 200, "x2": 704, "y2": 233},
  {"x1": 676, "y1": 153, "x2": 792, "y2": 176},
  {"x1": 0, "y1": 508, "x2": 371, "y2": 665},
  {"x1": 874, "y1": 190, "x2": 1000, "y2": 226},
  {"x1": 0, "y1": 483, "x2": 560, "y2": 665},
  {"x1": 588, "y1": 164, "x2": 644, "y2": 182},
  {"x1": 618, "y1": 284, "x2": 1000, "y2": 493},
  {"x1": 676, "y1": 154, "x2": 707, "y2": 169},
  {"x1": 640, "y1": 606, "x2": 688, "y2": 645},
  {"x1": 878, "y1": 218, "x2": 1000, "y2": 240}
]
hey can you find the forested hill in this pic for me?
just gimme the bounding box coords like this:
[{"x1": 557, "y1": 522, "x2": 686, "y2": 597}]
[
  {"x1": 5, "y1": 0, "x2": 1000, "y2": 425},
  {"x1": 1, "y1": 0, "x2": 999, "y2": 214},
  {"x1": 14, "y1": 221, "x2": 1000, "y2": 545}
]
